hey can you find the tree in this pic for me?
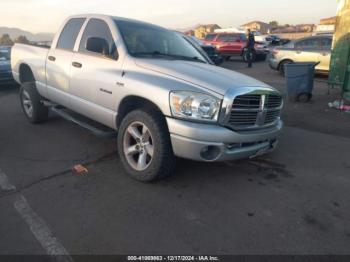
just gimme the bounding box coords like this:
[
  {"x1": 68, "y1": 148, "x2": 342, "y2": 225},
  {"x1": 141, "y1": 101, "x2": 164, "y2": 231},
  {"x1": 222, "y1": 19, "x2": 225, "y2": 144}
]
[
  {"x1": 0, "y1": 34, "x2": 14, "y2": 46},
  {"x1": 269, "y1": 21, "x2": 279, "y2": 28},
  {"x1": 14, "y1": 35, "x2": 30, "y2": 44}
]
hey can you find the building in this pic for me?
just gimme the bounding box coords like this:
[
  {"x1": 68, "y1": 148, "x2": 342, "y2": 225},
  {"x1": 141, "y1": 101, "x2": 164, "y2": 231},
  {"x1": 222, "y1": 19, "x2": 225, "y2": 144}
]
[
  {"x1": 315, "y1": 16, "x2": 336, "y2": 35},
  {"x1": 320, "y1": 16, "x2": 337, "y2": 25},
  {"x1": 241, "y1": 21, "x2": 271, "y2": 34},
  {"x1": 297, "y1": 24, "x2": 316, "y2": 33},
  {"x1": 269, "y1": 24, "x2": 315, "y2": 40},
  {"x1": 194, "y1": 24, "x2": 221, "y2": 39},
  {"x1": 184, "y1": 30, "x2": 195, "y2": 37},
  {"x1": 271, "y1": 24, "x2": 315, "y2": 34}
]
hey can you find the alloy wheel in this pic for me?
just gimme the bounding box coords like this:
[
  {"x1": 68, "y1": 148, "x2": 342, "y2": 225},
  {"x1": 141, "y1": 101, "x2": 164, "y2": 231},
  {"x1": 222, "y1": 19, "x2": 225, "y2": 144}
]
[
  {"x1": 123, "y1": 121, "x2": 154, "y2": 171},
  {"x1": 22, "y1": 90, "x2": 33, "y2": 118}
]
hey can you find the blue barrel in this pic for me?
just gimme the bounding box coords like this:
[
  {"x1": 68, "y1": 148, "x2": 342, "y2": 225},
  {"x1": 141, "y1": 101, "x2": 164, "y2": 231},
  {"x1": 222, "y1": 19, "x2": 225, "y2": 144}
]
[{"x1": 284, "y1": 62, "x2": 320, "y2": 102}]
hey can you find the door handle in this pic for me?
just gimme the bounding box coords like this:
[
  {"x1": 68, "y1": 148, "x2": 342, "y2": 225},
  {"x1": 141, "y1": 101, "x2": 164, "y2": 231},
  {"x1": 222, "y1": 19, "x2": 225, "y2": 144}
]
[
  {"x1": 72, "y1": 62, "x2": 82, "y2": 68},
  {"x1": 48, "y1": 56, "x2": 56, "y2": 62}
]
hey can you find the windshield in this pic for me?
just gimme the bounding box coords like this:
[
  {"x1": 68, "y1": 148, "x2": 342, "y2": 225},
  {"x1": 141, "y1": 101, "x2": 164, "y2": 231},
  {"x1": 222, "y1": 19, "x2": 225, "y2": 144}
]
[
  {"x1": 115, "y1": 20, "x2": 207, "y2": 63},
  {"x1": 190, "y1": 36, "x2": 204, "y2": 46},
  {"x1": 0, "y1": 50, "x2": 10, "y2": 61}
]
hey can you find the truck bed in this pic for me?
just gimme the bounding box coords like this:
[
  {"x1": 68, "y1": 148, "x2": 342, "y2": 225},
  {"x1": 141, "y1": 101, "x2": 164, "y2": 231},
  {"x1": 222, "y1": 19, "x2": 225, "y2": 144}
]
[{"x1": 11, "y1": 43, "x2": 50, "y2": 95}]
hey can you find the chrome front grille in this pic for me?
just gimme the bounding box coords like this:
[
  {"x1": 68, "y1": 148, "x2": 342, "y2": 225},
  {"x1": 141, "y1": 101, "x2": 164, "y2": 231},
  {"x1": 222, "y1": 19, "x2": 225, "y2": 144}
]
[
  {"x1": 265, "y1": 110, "x2": 280, "y2": 124},
  {"x1": 232, "y1": 94, "x2": 261, "y2": 109},
  {"x1": 266, "y1": 94, "x2": 283, "y2": 109},
  {"x1": 229, "y1": 111, "x2": 258, "y2": 126},
  {"x1": 225, "y1": 93, "x2": 282, "y2": 130}
]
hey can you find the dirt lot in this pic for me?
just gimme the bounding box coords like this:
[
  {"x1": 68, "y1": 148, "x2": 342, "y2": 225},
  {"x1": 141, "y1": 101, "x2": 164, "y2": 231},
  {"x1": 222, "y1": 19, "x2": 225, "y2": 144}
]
[{"x1": 0, "y1": 59, "x2": 350, "y2": 257}]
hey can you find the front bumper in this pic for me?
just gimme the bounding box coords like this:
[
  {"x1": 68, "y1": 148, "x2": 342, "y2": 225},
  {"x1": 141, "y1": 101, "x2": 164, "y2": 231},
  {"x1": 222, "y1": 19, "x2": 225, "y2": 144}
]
[
  {"x1": 268, "y1": 58, "x2": 279, "y2": 70},
  {"x1": 255, "y1": 48, "x2": 270, "y2": 56},
  {"x1": 0, "y1": 72, "x2": 14, "y2": 86},
  {"x1": 167, "y1": 117, "x2": 283, "y2": 162}
]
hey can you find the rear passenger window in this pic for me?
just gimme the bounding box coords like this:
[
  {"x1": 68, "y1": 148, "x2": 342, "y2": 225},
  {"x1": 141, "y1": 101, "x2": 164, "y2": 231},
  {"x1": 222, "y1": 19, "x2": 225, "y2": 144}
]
[
  {"x1": 240, "y1": 34, "x2": 247, "y2": 41},
  {"x1": 218, "y1": 34, "x2": 238, "y2": 42},
  {"x1": 79, "y1": 19, "x2": 115, "y2": 57},
  {"x1": 319, "y1": 37, "x2": 333, "y2": 49},
  {"x1": 56, "y1": 18, "x2": 86, "y2": 51},
  {"x1": 205, "y1": 34, "x2": 217, "y2": 41}
]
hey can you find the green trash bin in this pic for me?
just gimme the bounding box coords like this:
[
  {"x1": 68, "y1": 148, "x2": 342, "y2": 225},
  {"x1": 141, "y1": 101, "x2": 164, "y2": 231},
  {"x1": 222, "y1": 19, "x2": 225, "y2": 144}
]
[{"x1": 284, "y1": 62, "x2": 320, "y2": 102}]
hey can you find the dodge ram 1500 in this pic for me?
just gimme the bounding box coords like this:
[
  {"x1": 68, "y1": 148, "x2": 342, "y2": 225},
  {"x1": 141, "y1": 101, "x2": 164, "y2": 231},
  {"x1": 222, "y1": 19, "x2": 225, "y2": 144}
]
[{"x1": 11, "y1": 14, "x2": 283, "y2": 182}]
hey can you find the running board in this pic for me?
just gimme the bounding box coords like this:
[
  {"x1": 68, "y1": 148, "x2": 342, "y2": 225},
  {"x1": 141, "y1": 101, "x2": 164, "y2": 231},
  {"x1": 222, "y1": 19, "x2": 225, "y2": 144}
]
[{"x1": 50, "y1": 106, "x2": 117, "y2": 138}]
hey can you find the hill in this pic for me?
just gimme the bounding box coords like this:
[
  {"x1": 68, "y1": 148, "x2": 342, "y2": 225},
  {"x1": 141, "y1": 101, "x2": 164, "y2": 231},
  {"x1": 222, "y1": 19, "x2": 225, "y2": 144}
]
[{"x1": 0, "y1": 27, "x2": 54, "y2": 42}]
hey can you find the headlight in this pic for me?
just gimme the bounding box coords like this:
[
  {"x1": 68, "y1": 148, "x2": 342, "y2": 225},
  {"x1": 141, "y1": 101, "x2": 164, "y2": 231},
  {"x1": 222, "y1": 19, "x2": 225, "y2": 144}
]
[{"x1": 170, "y1": 91, "x2": 221, "y2": 122}]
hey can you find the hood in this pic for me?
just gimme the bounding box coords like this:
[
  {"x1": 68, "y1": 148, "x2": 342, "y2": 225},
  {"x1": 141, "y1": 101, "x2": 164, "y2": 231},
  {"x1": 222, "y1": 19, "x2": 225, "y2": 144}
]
[
  {"x1": 135, "y1": 59, "x2": 271, "y2": 95},
  {"x1": 0, "y1": 60, "x2": 11, "y2": 71}
]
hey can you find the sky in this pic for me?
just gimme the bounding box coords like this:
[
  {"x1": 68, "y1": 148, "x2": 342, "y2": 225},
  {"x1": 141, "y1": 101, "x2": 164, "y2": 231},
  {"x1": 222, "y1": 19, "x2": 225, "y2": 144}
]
[{"x1": 0, "y1": 0, "x2": 338, "y2": 33}]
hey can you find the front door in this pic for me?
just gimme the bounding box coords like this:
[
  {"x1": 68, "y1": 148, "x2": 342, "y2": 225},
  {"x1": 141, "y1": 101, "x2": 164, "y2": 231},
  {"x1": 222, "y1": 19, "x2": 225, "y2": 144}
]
[
  {"x1": 69, "y1": 18, "x2": 124, "y2": 128},
  {"x1": 294, "y1": 38, "x2": 320, "y2": 69}
]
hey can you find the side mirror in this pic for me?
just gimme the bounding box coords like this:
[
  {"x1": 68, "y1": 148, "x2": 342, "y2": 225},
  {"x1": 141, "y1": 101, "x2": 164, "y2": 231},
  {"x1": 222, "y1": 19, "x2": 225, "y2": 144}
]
[
  {"x1": 86, "y1": 37, "x2": 110, "y2": 56},
  {"x1": 214, "y1": 57, "x2": 224, "y2": 65}
]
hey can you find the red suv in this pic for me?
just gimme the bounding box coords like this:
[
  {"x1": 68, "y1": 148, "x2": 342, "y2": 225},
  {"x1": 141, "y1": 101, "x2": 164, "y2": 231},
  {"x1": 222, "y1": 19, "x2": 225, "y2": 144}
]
[{"x1": 203, "y1": 33, "x2": 269, "y2": 61}]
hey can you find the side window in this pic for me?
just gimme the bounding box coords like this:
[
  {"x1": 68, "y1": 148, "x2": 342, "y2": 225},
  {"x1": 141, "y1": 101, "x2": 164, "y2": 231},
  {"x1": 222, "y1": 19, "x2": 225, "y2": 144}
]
[
  {"x1": 217, "y1": 35, "x2": 229, "y2": 42},
  {"x1": 319, "y1": 37, "x2": 332, "y2": 50},
  {"x1": 56, "y1": 18, "x2": 85, "y2": 51},
  {"x1": 218, "y1": 34, "x2": 239, "y2": 42},
  {"x1": 295, "y1": 38, "x2": 317, "y2": 49},
  {"x1": 79, "y1": 19, "x2": 115, "y2": 57},
  {"x1": 240, "y1": 34, "x2": 247, "y2": 41},
  {"x1": 205, "y1": 34, "x2": 217, "y2": 41},
  {"x1": 227, "y1": 34, "x2": 239, "y2": 42}
]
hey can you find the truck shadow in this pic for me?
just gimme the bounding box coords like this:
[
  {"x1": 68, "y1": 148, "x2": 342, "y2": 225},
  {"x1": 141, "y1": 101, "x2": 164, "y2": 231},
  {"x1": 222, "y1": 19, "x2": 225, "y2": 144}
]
[{"x1": 159, "y1": 156, "x2": 294, "y2": 188}]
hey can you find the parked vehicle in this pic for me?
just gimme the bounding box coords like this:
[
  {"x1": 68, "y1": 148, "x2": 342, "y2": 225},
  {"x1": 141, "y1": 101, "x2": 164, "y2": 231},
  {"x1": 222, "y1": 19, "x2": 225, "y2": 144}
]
[
  {"x1": 278, "y1": 39, "x2": 291, "y2": 46},
  {"x1": 269, "y1": 35, "x2": 332, "y2": 75},
  {"x1": 11, "y1": 14, "x2": 283, "y2": 182},
  {"x1": 0, "y1": 46, "x2": 14, "y2": 85},
  {"x1": 185, "y1": 35, "x2": 223, "y2": 65},
  {"x1": 204, "y1": 33, "x2": 269, "y2": 61}
]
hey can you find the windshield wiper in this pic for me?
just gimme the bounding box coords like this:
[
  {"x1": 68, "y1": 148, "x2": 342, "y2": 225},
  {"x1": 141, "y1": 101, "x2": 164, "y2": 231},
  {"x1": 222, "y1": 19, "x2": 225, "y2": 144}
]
[
  {"x1": 133, "y1": 51, "x2": 206, "y2": 63},
  {"x1": 177, "y1": 55, "x2": 207, "y2": 64}
]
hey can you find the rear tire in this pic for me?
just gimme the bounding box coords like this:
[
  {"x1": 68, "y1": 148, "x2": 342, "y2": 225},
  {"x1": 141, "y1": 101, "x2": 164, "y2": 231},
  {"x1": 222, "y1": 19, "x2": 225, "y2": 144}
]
[
  {"x1": 117, "y1": 109, "x2": 175, "y2": 182},
  {"x1": 20, "y1": 82, "x2": 48, "y2": 124}
]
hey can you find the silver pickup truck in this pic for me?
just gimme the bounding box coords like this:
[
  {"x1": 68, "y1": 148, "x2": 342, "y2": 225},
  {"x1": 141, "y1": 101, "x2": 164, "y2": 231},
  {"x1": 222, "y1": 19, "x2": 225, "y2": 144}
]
[{"x1": 11, "y1": 14, "x2": 283, "y2": 182}]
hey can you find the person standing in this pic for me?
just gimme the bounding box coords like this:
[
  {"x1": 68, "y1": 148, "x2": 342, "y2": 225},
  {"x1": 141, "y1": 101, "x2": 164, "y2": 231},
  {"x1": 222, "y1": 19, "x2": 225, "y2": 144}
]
[{"x1": 246, "y1": 29, "x2": 256, "y2": 68}]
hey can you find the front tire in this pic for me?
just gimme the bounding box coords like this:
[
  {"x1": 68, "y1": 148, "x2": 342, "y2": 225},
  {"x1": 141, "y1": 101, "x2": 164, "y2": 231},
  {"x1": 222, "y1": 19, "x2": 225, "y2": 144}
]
[
  {"x1": 117, "y1": 109, "x2": 175, "y2": 182},
  {"x1": 20, "y1": 82, "x2": 48, "y2": 124},
  {"x1": 279, "y1": 60, "x2": 293, "y2": 76}
]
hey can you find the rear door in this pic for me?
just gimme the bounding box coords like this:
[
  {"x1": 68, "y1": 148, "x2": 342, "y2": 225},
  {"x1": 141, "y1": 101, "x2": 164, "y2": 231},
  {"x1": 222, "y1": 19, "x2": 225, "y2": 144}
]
[
  {"x1": 293, "y1": 38, "x2": 321, "y2": 66},
  {"x1": 317, "y1": 37, "x2": 332, "y2": 72},
  {"x1": 69, "y1": 18, "x2": 123, "y2": 127},
  {"x1": 46, "y1": 18, "x2": 86, "y2": 108},
  {"x1": 216, "y1": 34, "x2": 242, "y2": 55}
]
